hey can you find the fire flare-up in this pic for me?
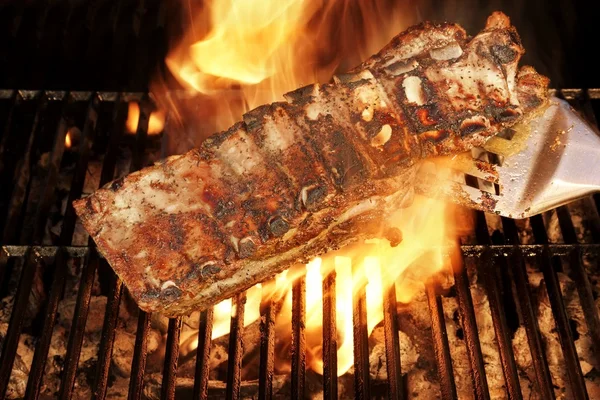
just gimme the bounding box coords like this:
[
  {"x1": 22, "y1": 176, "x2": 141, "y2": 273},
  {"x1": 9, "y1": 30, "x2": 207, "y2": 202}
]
[
  {"x1": 74, "y1": 0, "x2": 548, "y2": 377},
  {"x1": 161, "y1": 0, "x2": 482, "y2": 376}
]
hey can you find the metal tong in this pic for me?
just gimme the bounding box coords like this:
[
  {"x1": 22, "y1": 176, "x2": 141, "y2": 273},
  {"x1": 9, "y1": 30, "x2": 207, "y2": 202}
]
[{"x1": 416, "y1": 97, "x2": 600, "y2": 219}]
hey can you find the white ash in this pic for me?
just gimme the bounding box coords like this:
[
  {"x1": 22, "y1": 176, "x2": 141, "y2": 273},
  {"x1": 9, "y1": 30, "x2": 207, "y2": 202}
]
[
  {"x1": 467, "y1": 274, "x2": 508, "y2": 399},
  {"x1": 368, "y1": 327, "x2": 419, "y2": 380},
  {"x1": 512, "y1": 263, "x2": 600, "y2": 399}
]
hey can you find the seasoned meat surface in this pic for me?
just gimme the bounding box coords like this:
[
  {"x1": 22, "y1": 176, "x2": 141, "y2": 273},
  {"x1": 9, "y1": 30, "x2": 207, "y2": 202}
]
[{"x1": 73, "y1": 12, "x2": 549, "y2": 316}]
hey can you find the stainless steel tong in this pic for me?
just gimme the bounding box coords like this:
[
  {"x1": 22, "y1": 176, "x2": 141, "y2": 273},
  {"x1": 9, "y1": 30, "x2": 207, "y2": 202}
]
[{"x1": 416, "y1": 97, "x2": 600, "y2": 219}]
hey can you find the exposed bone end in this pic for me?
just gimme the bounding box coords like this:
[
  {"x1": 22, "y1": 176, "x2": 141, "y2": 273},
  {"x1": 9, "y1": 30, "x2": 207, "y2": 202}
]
[
  {"x1": 160, "y1": 281, "x2": 181, "y2": 301},
  {"x1": 306, "y1": 103, "x2": 321, "y2": 120},
  {"x1": 362, "y1": 107, "x2": 373, "y2": 122},
  {"x1": 430, "y1": 42, "x2": 463, "y2": 61},
  {"x1": 460, "y1": 115, "x2": 490, "y2": 136},
  {"x1": 371, "y1": 124, "x2": 392, "y2": 147},
  {"x1": 486, "y1": 11, "x2": 511, "y2": 30},
  {"x1": 402, "y1": 76, "x2": 426, "y2": 105},
  {"x1": 386, "y1": 59, "x2": 419, "y2": 76},
  {"x1": 516, "y1": 65, "x2": 550, "y2": 113},
  {"x1": 301, "y1": 184, "x2": 327, "y2": 210}
]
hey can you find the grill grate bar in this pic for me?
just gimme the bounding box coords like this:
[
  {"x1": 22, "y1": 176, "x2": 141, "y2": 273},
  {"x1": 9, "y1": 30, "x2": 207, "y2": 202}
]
[
  {"x1": 0, "y1": 249, "x2": 38, "y2": 400},
  {"x1": 58, "y1": 250, "x2": 98, "y2": 400},
  {"x1": 225, "y1": 292, "x2": 246, "y2": 400},
  {"x1": 451, "y1": 247, "x2": 491, "y2": 400},
  {"x1": 352, "y1": 263, "x2": 371, "y2": 400},
  {"x1": 322, "y1": 269, "x2": 338, "y2": 400},
  {"x1": 479, "y1": 252, "x2": 523, "y2": 400},
  {"x1": 382, "y1": 280, "x2": 404, "y2": 400},
  {"x1": 161, "y1": 317, "x2": 183, "y2": 400},
  {"x1": 128, "y1": 311, "x2": 152, "y2": 400},
  {"x1": 92, "y1": 274, "x2": 124, "y2": 400},
  {"x1": 258, "y1": 279, "x2": 276, "y2": 400},
  {"x1": 516, "y1": 254, "x2": 558, "y2": 398},
  {"x1": 193, "y1": 308, "x2": 214, "y2": 400},
  {"x1": 472, "y1": 211, "x2": 522, "y2": 399},
  {"x1": 426, "y1": 283, "x2": 458, "y2": 400},
  {"x1": 291, "y1": 269, "x2": 306, "y2": 400}
]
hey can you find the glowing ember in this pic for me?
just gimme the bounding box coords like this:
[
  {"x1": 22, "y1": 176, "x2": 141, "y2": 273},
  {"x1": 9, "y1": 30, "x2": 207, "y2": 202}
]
[
  {"x1": 65, "y1": 132, "x2": 72, "y2": 149},
  {"x1": 125, "y1": 102, "x2": 166, "y2": 135},
  {"x1": 165, "y1": 0, "x2": 454, "y2": 377}
]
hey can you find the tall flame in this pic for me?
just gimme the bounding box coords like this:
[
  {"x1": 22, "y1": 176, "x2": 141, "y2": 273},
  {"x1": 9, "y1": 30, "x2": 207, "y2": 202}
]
[
  {"x1": 163, "y1": 0, "x2": 455, "y2": 377},
  {"x1": 126, "y1": 102, "x2": 166, "y2": 135}
]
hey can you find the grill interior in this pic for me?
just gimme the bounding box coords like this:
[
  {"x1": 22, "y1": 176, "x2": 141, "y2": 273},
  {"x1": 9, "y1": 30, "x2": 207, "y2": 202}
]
[{"x1": 1, "y1": 1, "x2": 600, "y2": 400}]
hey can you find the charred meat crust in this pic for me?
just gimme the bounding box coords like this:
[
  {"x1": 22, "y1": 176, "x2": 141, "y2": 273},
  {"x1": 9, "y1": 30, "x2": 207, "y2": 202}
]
[{"x1": 73, "y1": 12, "x2": 549, "y2": 316}]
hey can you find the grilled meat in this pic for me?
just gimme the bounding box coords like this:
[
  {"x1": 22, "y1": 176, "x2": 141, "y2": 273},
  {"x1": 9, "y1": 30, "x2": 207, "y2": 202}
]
[{"x1": 73, "y1": 12, "x2": 549, "y2": 316}]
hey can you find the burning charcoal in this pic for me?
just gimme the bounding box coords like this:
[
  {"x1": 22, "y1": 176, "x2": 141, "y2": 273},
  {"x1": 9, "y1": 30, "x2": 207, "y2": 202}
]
[
  {"x1": 112, "y1": 331, "x2": 136, "y2": 377},
  {"x1": 442, "y1": 296, "x2": 476, "y2": 399},
  {"x1": 0, "y1": 324, "x2": 35, "y2": 400},
  {"x1": 368, "y1": 327, "x2": 419, "y2": 381},
  {"x1": 468, "y1": 281, "x2": 508, "y2": 398},
  {"x1": 6, "y1": 355, "x2": 28, "y2": 399},
  {"x1": 543, "y1": 210, "x2": 564, "y2": 243},
  {"x1": 151, "y1": 313, "x2": 170, "y2": 334},
  {"x1": 58, "y1": 296, "x2": 107, "y2": 334}
]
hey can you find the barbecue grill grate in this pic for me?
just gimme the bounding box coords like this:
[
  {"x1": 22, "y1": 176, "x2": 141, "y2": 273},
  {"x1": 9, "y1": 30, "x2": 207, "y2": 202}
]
[
  {"x1": 0, "y1": 88, "x2": 599, "y2": 400},
  {"x1": 1, "y1": 2, "x2": 600, "y2": 399}
]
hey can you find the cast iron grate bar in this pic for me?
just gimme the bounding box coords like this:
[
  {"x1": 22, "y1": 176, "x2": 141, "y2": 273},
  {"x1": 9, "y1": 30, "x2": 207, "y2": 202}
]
[
  {"x1": 128, "y1": 310, "x2": 152, "y2": 400},
  {"x1": 225, "y1": 292, "x2": 246, "y2": 400},
  {"x1": 382, "y1": 279, "x2": 404, "y2": 400},
  {"x1": 92, "y1": 274, "x2": 124, "y2": 400},
  {"x1": 352, "y1": 262, "x2": 371, "y2": 400},
  {"x1": 451, "y1": 246, "x2": 491, "y2": 399},
  {"x1": 193, "y1": 308, "x2": 214, "y2": 400},
  {"x1": 291, "y1": 267, "x2": 307, "y2": 400},
  {"x1": 472, "y1": 211, "x2": 522, "y2": 400},
  {"x1": 161, "y1": 317, "x2": 183, "y2": 400},
  {"x1": 258, "y1": 279, "x2": 276, "y2": 400},
  {"x1": 426, "y1": 282, "x2": 458, "y2": 400},
  {"x1": 322, "y1": 268, "x2": 338, "y2": 400},
  {"x1": 507, "y1": 244, "x2": 556, "y2": 399}
]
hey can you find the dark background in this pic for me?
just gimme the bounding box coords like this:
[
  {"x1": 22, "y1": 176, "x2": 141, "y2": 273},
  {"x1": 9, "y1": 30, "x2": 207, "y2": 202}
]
[{"x1": 0, "y1": 0, "x2": 599, "y2": 91}]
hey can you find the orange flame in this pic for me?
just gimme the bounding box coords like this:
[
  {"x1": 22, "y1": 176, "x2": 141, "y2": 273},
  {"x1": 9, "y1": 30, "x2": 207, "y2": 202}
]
[
  {"x1": 126, "y1": 102, "x2": 166, "y2": 135},
  {"x1": 166, "y1": 0, "x2": 455, "y2": 377}
]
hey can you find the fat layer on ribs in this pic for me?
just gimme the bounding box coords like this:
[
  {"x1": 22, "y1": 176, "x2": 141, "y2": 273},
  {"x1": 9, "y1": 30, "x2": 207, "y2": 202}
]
[{"x1": 73, "y1": 12, "x2": 549, "y2": 316}]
